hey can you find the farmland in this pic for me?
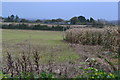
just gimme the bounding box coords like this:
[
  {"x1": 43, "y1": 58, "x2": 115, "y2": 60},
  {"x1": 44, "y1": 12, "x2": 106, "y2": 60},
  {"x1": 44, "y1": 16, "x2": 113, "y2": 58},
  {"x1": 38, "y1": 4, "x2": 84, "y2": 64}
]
[{"x1": 1, "y1": 27, "x2": 119, "y2": 78}]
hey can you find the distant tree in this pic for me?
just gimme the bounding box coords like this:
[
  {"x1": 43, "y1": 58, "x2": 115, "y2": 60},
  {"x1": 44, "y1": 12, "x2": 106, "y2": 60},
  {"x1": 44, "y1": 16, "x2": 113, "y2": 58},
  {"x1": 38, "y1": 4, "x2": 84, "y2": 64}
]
[
  {"x1": 52, "y1": 19, "x2": 56, "y2": 22},
  {"x1": 15, "y1": 15, "x2": 19, "y2": 22},
  {"x1": 70, "y1": 17, "x2": 79, "y2": 25},
  {"x1": 86, "y1": 19, "x2": 89, "y2": 22},
  {"x1": 90, "y1": 17, "x2": 95, "y2": 23},
  {"x1": 78, "y1": 16, "x2": 87, "y2": 22},
  {"x1": 4, "y1": 16, "x2": 11, "y2": 22},
  {"x1": 20, "y1": 19, "x2": 28, "y2": 22},
  {"x1": 44, "y1": 20, "x2": 52, "y2": 24},
  {"x1": 56, "y1": 18, "x2": 64, "y2": 22},
  {"x1": 10, "y1": 15, "x2": 15, "y2": 22},
  {"x1": 4, "y1": 15, "x2": 14, "y2": 22},
  {"x1": 36, "y1": 19, "x2": 42, "y2": 23}
]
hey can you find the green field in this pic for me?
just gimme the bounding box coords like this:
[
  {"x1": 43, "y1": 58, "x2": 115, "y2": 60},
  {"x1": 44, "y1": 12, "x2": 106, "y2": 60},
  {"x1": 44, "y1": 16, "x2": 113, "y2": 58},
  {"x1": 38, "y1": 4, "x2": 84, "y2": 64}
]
[{"x1": 2, "y1": 29, "x2": 80, "y2": 64}]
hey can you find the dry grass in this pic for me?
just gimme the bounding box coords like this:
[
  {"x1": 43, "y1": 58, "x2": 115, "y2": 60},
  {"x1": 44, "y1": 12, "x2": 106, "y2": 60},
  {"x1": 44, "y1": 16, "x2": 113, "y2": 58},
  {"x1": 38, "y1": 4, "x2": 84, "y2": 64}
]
[{"x1": 65, "y1": 27, "x2": 118, "y2": 52}]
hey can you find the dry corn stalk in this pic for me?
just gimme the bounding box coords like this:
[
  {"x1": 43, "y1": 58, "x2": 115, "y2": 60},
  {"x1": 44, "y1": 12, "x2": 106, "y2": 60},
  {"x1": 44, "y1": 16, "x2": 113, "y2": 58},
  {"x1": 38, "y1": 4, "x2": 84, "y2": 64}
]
[{"x1": 65, "y1": 27, "x2": 118, "y2": 52}]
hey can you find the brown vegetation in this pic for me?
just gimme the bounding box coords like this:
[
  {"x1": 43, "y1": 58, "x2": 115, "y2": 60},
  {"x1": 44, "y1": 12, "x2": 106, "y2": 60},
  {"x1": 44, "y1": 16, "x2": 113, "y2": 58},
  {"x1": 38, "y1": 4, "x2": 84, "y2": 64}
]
[{"x1": 65, "y1": 27, "x2": 118, "y2": 52}]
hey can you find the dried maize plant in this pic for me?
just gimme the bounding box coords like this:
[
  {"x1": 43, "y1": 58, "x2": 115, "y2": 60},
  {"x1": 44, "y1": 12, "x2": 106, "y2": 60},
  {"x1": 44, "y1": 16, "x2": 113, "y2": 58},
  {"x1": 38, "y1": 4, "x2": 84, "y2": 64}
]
[
  {"x1": 6, "y1": 52, "x2": 14, "y2": 77},
  {"x1": 102, "y1": 27, "x2": 118, "y2": 52},
  {"x1": 20, "y1": 52, "x2": 30, "y2": 74},
  {"x1": 33, "y1": 50, "x2": 40, "y2": 74},
  {"x1": 65, "y1": 27, "x2": 118, "y2": 52}
]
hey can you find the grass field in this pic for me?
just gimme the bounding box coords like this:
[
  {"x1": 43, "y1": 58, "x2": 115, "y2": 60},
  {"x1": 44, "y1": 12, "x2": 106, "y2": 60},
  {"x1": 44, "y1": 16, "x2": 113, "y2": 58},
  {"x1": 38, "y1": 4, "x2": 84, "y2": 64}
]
[{"x1": 2, "y1": 29, "x2": 80, "y2": 64}]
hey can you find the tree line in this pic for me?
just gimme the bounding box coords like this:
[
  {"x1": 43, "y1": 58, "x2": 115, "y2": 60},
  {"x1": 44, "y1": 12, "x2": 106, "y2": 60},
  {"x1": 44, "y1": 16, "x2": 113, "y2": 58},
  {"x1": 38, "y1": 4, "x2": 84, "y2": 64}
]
[
  {"x1": 2, "y1": 23, "x2": 70, "y2": 31},
  {"x1": 2, "y1": 15, "x2": 109, "y2": 27},
  {"x1": 70, "y1": 16, "x2": 95, "y2": 24},
  {"x1": 3, "y1": 15, "x2": 69, "y2": 24},
  {"x1": 70, "y1": 16, "x2": 106, "y2": 27},
  {"x1": 3, "y1": 15, "x2": 29, "y2": 23}
]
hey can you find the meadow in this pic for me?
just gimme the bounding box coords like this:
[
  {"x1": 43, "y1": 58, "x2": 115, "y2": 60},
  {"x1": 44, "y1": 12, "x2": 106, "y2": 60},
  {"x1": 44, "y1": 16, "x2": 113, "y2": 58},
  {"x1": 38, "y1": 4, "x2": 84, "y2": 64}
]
[{"x1": 2, "y1": 29, "x2": 80, "y2": 64}]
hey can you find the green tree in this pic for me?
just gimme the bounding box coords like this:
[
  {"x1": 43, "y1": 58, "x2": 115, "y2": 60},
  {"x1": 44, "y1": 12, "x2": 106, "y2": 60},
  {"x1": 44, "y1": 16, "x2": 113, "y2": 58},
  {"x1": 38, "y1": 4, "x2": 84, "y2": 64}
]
[
  {"x1": 20, "y1": 19, "x2": 28, "y2": 22},
  {"x1": 15, "y1": 15, "x2": 19, "y2": 22},
  {"x1": 70, "y1": 17, "x2": 79, "y2": 25},
  {"x1": 87, "y1": 19, "x2": 89, "y2": 22},
  {"x1": 36, "y1": 19, "x2": 42, "y2": 23},
  {"x1": 78, "y1": 16, "x2": 87, "y2": 22},
  {"x1": 56, "y1": 18, "x2": 64, "y2": 22},
  {"x1": 10, "y1": 15, "x2": 15, "y2": 22},
  {"x1": 4, "y1": 16, "x2": 10, "y2": 22},
  {"x1": 44, "y1": 20, "x2": 52, "y2": 24},
  {"x1": 52, "y1": 19, "x2": 56, "y2": 22},
  {"x1": 90, "y1": 17, "x2": 95, "y2": 23}
]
